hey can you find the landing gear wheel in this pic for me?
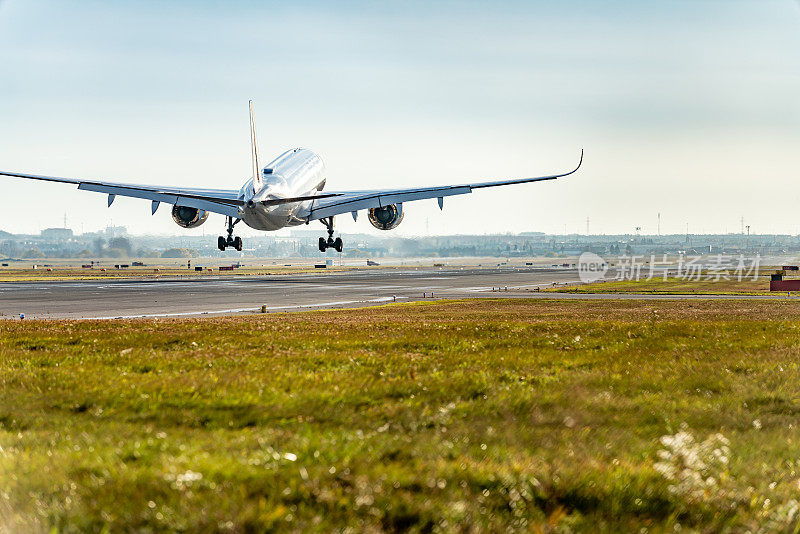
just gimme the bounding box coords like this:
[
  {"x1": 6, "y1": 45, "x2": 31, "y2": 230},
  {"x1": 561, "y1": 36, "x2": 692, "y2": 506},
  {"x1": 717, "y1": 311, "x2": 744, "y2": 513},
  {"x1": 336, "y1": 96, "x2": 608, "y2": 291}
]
[
  {"x1": 319, "y1": 217, "x2": 343, "y2": 253},
  {"x1": 218, "y1": 216, "x2": 242, "y2": 252}
]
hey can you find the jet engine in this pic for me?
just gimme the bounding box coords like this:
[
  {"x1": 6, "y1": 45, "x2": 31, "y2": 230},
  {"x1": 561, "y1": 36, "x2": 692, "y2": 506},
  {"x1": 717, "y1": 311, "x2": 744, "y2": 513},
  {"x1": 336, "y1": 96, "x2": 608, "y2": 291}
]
[
  {"x1": 171, "y1": 205, "x2": 209, "y2": 229},
  {"x1": 368, "y1": 204, "x2": 404, "y2": 230}
]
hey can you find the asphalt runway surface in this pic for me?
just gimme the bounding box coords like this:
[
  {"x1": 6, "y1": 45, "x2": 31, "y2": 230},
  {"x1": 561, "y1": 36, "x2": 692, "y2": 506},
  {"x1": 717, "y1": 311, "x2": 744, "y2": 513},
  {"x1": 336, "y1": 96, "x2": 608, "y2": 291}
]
[
  {"x1": 0, "y1": 267, "x2": 793, "y2": 320},
  {"x1": 0, "y1": 267, "x2": 583, "y2": 319}
]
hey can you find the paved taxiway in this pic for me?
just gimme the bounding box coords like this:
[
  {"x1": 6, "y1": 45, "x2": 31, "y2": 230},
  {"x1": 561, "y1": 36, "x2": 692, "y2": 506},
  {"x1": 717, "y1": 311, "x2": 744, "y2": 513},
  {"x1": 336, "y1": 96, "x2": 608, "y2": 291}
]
[{"x1": 0, "y1": 267, "x2": 792, "y2": 319}]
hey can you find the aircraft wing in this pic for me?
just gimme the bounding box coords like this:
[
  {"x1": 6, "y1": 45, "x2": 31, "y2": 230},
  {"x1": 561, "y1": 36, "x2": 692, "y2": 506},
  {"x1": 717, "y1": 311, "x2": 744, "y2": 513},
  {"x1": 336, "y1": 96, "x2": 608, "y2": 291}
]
[
  {"x1": 307, "y1": 150, "x2": 582, "y2": 221},
  {"x1": 0, "y1": 170, "x2": 243, "y2": 218}
]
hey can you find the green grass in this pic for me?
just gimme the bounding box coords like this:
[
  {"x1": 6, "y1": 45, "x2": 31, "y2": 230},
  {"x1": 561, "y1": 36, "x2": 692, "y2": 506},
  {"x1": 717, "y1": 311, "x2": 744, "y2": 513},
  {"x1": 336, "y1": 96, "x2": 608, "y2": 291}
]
[
  {"x1": 551, "y1": 276, "x2": 773, "y2": 295},
  {"x1": 3, "y1": 299, "x2": 800, "y2": 531}
]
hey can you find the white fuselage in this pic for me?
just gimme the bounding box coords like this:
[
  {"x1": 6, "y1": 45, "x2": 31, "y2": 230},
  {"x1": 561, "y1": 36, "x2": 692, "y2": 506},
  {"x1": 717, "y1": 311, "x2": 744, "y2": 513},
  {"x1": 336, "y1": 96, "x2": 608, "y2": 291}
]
[{"x1": 237, "y1": 148, "x2": 326, "y2": 231}]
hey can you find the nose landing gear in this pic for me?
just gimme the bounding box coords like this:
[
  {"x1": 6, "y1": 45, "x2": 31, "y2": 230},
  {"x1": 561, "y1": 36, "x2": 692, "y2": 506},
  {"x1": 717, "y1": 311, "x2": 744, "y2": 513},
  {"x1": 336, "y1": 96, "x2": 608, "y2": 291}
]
[
  {"x1": 318, "y1": 217, "x2": 343, "y2": 253},
  {"x1": 218, "y1": 217, "x2": 243, "y2": 251}
]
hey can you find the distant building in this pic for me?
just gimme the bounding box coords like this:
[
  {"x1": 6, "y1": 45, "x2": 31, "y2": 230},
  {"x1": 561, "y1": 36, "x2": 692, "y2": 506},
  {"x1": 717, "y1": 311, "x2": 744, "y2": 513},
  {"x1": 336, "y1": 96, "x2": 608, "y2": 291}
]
[
  {"x1": 41, "y1": 228, "x2": 74, "y2": 240},
  {"x1": 105, "y1": 226, "x2": 128, "y2": 238}
]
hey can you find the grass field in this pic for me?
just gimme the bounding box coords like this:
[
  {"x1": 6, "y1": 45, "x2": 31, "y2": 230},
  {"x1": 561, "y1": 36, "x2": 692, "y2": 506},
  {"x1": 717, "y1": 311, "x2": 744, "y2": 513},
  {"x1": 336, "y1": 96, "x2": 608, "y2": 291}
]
[
  {"x1": 552, "y1": 276, "x2": 774, "y2": 295},
  {"x1": 3, "y1": 299, "x2": 800, "y2": 531}
]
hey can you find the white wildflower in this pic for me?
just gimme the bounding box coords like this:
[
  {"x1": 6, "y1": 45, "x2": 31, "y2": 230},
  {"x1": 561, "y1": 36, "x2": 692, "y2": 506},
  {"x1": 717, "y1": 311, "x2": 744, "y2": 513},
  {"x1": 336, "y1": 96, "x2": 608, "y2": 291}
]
[
  {"x1": 166, "y1": 469, "x2": 203, "y2": 490},
  {"x1": 176, "y1": 470, "x2": 202, "y2": 484},
  {"x1": 770, "y1": 499, "x2": 800, "y2": 526},
  {"x1": 654, "y1": 426, "x2": 730, "y2": 502}
]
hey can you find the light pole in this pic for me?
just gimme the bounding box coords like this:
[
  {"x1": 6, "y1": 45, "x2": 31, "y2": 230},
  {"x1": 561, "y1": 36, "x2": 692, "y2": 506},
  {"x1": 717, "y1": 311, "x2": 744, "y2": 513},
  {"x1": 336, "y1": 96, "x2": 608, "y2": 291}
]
[{"x1": 746, "y1": 225, "x2": 750, "y2": 253}]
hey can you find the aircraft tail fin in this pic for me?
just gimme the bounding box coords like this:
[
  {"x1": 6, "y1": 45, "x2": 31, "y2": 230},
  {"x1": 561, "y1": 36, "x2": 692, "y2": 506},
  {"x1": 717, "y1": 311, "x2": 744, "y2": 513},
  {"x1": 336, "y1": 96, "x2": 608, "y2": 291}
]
[{"x1": 249, "y1": 100, "x2": 262, "y2": 194}]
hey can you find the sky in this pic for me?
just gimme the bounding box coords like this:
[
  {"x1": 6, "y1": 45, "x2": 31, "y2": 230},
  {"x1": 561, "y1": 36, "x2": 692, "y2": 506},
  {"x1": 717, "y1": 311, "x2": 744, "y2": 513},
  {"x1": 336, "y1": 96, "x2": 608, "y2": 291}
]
[{"x1": 0, "y1": 0, "x2": 799, "y2": 237}]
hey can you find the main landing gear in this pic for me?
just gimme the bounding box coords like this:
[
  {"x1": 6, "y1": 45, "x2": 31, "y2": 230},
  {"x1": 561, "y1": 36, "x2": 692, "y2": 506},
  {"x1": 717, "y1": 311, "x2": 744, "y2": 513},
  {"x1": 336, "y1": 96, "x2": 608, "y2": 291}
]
[
  {"x1": 218, "y1": 217, "x2": 243, "y2": 251},
  {"x1": 318, "y1": 217, "x2": 343, "y2": 253}
]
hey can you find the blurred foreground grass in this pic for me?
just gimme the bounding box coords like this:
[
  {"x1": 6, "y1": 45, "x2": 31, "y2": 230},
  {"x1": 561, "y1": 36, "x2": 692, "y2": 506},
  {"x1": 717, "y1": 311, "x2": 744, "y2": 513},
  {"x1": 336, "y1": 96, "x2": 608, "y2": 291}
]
[{"x1": 3, "y1": 299, "x2": 800, "y2": 531}]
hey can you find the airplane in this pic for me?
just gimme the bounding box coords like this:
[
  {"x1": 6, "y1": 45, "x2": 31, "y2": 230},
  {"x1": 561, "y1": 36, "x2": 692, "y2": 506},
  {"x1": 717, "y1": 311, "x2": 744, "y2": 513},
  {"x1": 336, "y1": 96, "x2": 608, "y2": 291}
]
[{"x1": 0, "y1": 102, "x2": 583, "y2": 253}]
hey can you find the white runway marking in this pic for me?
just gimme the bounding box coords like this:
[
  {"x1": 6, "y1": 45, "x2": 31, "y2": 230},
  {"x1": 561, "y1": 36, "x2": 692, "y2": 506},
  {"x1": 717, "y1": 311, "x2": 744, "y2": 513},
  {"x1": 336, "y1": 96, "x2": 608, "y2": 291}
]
[
  {"x1": 463, "y1": 280, "x2": 583, "y2": 292},
  {"x1": 88, "y1": 296, "x2": 407, "y2": 320}
]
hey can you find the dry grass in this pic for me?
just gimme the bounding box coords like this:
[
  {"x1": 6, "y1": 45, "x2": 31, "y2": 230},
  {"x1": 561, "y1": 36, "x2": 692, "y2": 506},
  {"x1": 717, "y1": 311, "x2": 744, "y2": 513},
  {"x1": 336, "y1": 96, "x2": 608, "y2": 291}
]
[{"x1": 0, "y1": 266, "x2": 372, "y2": 282}]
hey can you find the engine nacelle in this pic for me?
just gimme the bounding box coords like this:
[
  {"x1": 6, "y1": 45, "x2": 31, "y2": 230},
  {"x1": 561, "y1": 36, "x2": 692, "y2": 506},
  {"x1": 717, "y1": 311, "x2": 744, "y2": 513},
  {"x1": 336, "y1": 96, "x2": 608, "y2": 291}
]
[
  {"x1": 368, "y1": 204, "x2": 404, "y2": 230},
  {"x1": 171, "y1": 205, "x2": 209, "y2": 229}
]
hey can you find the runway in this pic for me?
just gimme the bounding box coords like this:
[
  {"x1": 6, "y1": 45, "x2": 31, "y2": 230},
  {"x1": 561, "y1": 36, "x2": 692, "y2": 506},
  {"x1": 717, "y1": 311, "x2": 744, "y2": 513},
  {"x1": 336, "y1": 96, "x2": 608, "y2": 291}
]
[
  {"x1": 0, "y1": 266, "x2": 583, "y2": 319},
  {"x1": 0, "y1": 266, "x2": 791, "y2": 320}
]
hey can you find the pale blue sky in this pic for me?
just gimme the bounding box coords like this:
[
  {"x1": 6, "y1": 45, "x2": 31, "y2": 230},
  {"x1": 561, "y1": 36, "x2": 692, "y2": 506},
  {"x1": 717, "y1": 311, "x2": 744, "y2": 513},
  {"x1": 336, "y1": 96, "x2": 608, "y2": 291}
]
[{"x1": 1, "y1": 0, "x2": 799, "y2": 236}]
